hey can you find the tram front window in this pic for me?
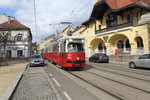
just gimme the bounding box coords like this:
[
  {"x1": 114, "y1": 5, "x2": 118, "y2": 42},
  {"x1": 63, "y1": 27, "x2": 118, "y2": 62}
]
[{"x1": 67, "y1": 43, "x2": 84, "y2": 52}]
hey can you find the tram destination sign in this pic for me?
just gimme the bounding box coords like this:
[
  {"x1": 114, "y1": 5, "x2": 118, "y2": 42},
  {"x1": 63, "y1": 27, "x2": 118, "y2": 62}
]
[
  {"x1": 52, "y1": 34, "x2": 63, "y2": 41},
  {"x1": 73, "y1": 39, "x2": 82, "y2": 43}
]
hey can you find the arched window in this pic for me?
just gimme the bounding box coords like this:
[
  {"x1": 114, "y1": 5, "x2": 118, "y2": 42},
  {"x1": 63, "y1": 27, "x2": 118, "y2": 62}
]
[
  {"x1": 125, "y1": 39, "x2": 131, "y2": 51},
  {"x1": 15, "y1": 34, "x2": 23, "y2": 41},
  {"x1": 135, "y1": 37, "x2": 144, "y2": 48},
  {"x1": 98, "y1": 43, "x2": 106, "y2": 53},
  {"x1": 98, "y1": 43, "x2": 103, "y2": 51},
  {"x1": 117, "y1": 40, "x2": 124, "y2": 49},
  {"x1": 17, "y1": 36, "x2": 23, "y2": 41}
]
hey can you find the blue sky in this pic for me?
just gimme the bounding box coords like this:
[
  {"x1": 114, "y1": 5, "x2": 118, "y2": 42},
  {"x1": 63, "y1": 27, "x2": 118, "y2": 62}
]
[
  {"x1": 0, "y1": 8, "x2": 15, "y2": 16},
  {"x1": 0, "y1": 0, "x2": 97, "y2": 42}
]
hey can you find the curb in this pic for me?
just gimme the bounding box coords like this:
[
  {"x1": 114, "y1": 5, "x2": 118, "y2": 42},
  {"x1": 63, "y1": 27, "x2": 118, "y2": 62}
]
[{"x1": 0, "y1": 64, "x2": 28, "y2": 100}]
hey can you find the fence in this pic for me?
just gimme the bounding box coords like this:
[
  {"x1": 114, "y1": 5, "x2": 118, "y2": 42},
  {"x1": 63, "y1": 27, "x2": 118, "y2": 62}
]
[{"x1": 106, "y1": 47, "x2": 149, "y2": 56}]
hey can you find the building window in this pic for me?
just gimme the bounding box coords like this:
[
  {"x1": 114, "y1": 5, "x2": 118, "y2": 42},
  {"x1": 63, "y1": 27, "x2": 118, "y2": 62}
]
[
  {"x1": 99, "y1": 25, "x2": 101, "y2": 30},
  {"x1": 17, "y1": 50, "x2": 23, "y2": 57},
  {"x1": 106, "y1": 13, "x2": 117, "y2": 28},
  {"x1": 117, "y1": 40, "x2": 124, "y2": 49},
  {"x1": 15, "y1": 34, "x2": 23, "y2": 41},
  {"x1": 127, "y1": 14, "x2": 132, "y2": 23},
  {"x1": 136, "y1": 37, "x2": 144, "y2": 48},
  {"x1": 125, "y1": 39, "x2": 131, "y2": 51},
  {"x1": 98, "y1": 43, "x2": 103, "y2": 51},
  {"x1": 17, "y1": 36, "x2": 23, "y2": 41}
]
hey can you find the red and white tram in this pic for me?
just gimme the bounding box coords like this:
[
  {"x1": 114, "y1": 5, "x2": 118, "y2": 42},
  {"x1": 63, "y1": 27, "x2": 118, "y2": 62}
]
[{"x1": 42, "y1": 35, "x2": 85, "y2": 69}]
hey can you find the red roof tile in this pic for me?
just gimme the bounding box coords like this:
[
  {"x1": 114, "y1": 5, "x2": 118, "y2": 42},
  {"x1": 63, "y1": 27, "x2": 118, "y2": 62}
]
[
  {"x1": 0, "y1": 19, "x2": 30, "y2": 29},
  {"x1": 96, "y1": 0, "x2": 150, "y2": 10}
]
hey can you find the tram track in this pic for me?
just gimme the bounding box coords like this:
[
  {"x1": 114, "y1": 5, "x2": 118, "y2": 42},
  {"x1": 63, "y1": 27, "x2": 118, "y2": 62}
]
[
  {"x1": 89, "y1": 62, "x2": 150, "y2": 76},
  {"x1": 68, "y1": 68, "x2": 150, "y2": 100},
  {"x1": 85, "y1": 70, "x2": 150, "y2": 94},
  {"x1": 92, "y1": 67, "x2": 150, "y2": 82},
  {"x1": 68, "y1": 71, "x2": 124, "y2": 100},
  {"x1": 47, "y1": 60, "x2": 150, "y2": 100}
]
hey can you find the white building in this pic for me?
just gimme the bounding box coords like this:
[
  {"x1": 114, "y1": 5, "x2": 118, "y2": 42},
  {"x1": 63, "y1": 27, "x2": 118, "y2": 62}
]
[{"x1": 0, "y1": 15, "x2": 32, "y2": 58}]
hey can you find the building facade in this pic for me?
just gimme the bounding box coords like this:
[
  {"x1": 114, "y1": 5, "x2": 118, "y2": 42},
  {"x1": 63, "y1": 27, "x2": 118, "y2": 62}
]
[
  {"x1": 0, "y1": 15, "x2": 32, "y2": 58},
  {"x1": 81, "y1": 0, "x2": 150, "y2": 59},
  {"x1": 37, "y1": 25, "x2": 74, "y2": 53}
]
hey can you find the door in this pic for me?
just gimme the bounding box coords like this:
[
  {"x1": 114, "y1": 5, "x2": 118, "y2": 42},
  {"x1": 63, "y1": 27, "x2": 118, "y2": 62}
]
[
  {"x1": 138, "y1": 54, "x2": 149, "y2": 67},
  {"x1": 17, "y1": 50, "x2": 23, "y2": 58},
  {"x1": 7, "y1": 50, "x2": 11, "y2": 58},
  {"x1": 144, "y1": 54, "x2": 150, "y2": 67}
]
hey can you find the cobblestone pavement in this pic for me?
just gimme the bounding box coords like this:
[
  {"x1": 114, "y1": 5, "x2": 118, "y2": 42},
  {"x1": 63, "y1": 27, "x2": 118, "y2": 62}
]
[{"x1": 11, "y1": 67, "x2": 58, "y2": 100}]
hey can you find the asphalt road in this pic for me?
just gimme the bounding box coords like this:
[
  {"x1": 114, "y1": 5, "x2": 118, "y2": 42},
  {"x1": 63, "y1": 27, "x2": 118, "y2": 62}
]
[{"x1": 10, "y1": 61, "x2": 150, "y2": 100}]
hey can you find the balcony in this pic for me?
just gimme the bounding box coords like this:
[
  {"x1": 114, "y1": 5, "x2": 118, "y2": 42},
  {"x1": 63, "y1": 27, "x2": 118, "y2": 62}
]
[{"x1": 96, "y1": 22, "x2": 133, "y2": 34}]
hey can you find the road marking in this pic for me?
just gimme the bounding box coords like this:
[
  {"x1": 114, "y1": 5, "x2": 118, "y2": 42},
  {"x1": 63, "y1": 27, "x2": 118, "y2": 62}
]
[
  {"x1": 49, "y1": 73, "x2": 52, "y2": 77},
  {"x1": 63, "y1": 92, "x2": 72, "y2": 100},
  {"x1": 53, "y1": 78, "x2": 61, "y2": 87}
]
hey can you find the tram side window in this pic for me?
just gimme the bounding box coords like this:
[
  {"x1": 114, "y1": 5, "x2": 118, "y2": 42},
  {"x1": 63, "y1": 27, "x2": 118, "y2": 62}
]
[
  {"x1": 49, "y1": 45, "x2": 53, "y2": 52},
  {"x1": 53, "y1": 43, "x2": 59, "y2": 52},
  {"x1": 60, "y1": 42, "x2": 65, "y2": 52}
]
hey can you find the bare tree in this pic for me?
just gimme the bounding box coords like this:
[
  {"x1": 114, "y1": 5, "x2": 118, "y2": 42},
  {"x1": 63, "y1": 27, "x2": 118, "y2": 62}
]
[{"x1": 0, "y1": 27, "x2": 12, "y2": 65}]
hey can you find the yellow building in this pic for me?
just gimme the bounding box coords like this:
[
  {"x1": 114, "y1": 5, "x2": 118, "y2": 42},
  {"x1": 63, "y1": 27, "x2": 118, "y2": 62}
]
[{"x1": 81, "y1": 0, "x2": 150, "y2": 61}]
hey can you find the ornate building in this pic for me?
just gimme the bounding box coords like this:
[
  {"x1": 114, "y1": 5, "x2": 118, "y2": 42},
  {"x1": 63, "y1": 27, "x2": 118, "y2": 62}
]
[
  {"x1": 81, "y1": 0, "x2": 150, "y2": 60},
  {"x1": 0, "y1": 14, "x2": 32, "y2": 58}
]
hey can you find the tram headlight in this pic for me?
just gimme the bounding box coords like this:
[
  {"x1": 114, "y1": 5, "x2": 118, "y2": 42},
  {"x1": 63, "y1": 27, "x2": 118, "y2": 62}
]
[
  {"x1": 67, "y1": 54, "x2": 72, "y2": 59},
  {"x1": 69, "y1": 39, "x2": 73, "y2": 42},
  {"x1": 76, "y1": 57, "x2": 80, "y2": 60}
]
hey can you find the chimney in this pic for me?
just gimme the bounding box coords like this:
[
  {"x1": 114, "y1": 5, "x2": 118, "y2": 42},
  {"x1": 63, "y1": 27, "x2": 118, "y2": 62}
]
[
  {"x1": 11, "y1": 16, "x2": 15, "y2": 20},
  {"x1": 8, "y1": 16, "x2": 11, "y2": 24}
]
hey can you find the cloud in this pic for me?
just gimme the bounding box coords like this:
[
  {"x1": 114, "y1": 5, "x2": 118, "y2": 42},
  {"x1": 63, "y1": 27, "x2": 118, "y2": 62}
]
[
  {"x1": 12, "y1": 0, "x2": 97, "y2": 42},
  {"x1": 0, "y1": 0, "x2": 18, "y2": 8}
]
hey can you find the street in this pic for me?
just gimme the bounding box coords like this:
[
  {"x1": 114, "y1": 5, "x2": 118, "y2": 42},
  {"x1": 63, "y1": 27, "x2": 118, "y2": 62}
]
[{"x1": 11, "y1": 61, "x2": 150, "y2": 100}]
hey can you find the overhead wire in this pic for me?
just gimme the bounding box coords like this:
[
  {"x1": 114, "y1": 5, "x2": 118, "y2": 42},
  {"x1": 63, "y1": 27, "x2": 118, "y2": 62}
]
[
  {"x1": 63, "y1": 0, "x2": 87, "y2": 21},
  {"x1": 33, "y1": 0, "x2": 38, "y2": 35},
  {"x1": 68, "y1": 0, "x2": 93, "y2": 21},
  {"x1": 58, "y1": 0, "x2": 87, "y2": 30},
  {"x1": 60, "y1": 0, "x2": 93, "y2": 30}
]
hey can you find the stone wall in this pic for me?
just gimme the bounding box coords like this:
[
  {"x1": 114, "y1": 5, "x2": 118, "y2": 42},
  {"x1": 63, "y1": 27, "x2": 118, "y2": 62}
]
[{"x1": 109, "y1": 55, "x2": 140, "y2": 62}]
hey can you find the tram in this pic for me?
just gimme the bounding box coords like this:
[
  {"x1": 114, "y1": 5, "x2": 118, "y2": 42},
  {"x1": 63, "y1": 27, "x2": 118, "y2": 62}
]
[{"x1": 42, "y1": 34, "x2": 85, "y2": 69}]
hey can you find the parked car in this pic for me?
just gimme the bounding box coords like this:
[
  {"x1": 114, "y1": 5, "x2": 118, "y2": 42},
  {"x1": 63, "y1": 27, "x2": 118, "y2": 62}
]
[
  {"x1": 29, "y1": 54, "x2": 44, "y2": 67},
  {"x1": 129, "y1": 54, "x2": 150, "y2": 68},
  {"x1": 89, "y1": 53, "x2": 109, "y2": 63}
]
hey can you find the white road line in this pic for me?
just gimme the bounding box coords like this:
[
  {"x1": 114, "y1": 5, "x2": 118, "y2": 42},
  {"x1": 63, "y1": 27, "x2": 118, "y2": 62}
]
[
  {"x1": 53, "y1": 78, "x2": 61, "y2": 87},
  {"x1": 63, "y1": 92, "x2": 72, "y2": 100}
]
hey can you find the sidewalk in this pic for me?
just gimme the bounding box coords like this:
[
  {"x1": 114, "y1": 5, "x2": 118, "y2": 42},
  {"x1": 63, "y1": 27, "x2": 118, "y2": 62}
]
[{"x1": 0, "y1": 59, "x2": 28, "y2": 100}]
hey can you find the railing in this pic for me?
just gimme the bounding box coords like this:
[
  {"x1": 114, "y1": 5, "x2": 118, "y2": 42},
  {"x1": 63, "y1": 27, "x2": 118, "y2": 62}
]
[
  {"x1": 98, "y1": 50, "x2": 106, "y2": 53},
  {"x1": 104, "y1": 47, "x2": 148, "y2": 56},
  {"x1": 96, "y1": 22, "x2": 133, "y2": 34},
  {"x1": 118, "y1": 48, "x2": 146, "y2": 55}
]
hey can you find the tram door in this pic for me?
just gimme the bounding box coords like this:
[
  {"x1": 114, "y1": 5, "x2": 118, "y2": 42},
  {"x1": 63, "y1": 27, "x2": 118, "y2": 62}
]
[{"x1": 60, "y1": 42, "x2": 65, "y2": 66}]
